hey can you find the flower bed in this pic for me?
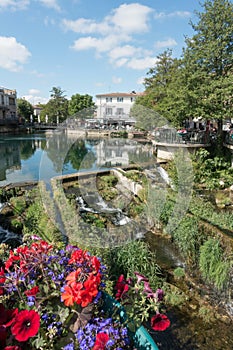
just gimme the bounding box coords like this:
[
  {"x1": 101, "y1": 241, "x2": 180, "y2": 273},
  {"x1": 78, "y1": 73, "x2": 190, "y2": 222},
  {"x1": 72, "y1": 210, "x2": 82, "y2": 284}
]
[{"x1": 0, "y1": 236, "x2": 170, "y2": 349}]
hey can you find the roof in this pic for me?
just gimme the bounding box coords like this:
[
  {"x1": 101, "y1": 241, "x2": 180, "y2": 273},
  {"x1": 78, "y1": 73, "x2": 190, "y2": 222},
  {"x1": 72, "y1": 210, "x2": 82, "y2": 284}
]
[{"x1": 96, "y1": 91, "x2": 145, "y2": 98}]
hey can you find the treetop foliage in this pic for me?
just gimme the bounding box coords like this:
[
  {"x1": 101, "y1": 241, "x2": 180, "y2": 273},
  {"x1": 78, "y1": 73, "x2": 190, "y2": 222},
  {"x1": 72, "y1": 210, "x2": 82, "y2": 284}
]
[{"x1": 134, "y1": 0, "x2": 233, "y2": 129}]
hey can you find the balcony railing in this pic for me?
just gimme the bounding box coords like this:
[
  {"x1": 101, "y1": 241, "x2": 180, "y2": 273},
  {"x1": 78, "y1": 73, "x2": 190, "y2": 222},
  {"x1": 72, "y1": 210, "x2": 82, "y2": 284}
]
[{"x1": 153, "y1": 128, "x2": 211, "y2": 145}]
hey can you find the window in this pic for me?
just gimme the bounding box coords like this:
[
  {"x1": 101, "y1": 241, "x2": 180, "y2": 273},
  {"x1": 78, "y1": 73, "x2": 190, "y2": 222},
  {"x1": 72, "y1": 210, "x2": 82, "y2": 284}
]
[
  {"x1": 117, "y1": 97, "x2": 124, "y2": 102},
  {"x1": 105, "y1": 108, "x2": 112, "y2": 115},
  {"x1": 116, "y1": 108, "x2": 124, "y2": 115},
  {"x1": 106, "y1": 97, "x2": 112, "y2": 102},
  {"x1": 130, "y1": 97, "x2": 135, "y2": 102}
]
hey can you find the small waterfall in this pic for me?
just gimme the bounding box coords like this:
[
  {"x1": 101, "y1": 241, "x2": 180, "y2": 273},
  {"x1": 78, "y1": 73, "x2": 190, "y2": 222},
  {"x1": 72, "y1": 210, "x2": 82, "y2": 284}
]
[
  {"x1": 0, "y1": 201, "x2": 22, "y2": 247},
  {"x1": 76, "y1": 193, "x2": 146, "y2": 240},
  {"x1": 0, "y1": 226, "x2": 22, "y2": 247},
  {"x1": 76, "y1": 194, "x2": 132, "y2": 226}
]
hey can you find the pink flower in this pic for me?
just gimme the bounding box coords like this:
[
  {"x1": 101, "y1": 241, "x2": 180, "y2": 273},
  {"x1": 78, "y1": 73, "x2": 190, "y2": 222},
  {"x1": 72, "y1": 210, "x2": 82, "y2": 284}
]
[{"x1": 134, "y1": 272, "x2": 149, "y2": 284}]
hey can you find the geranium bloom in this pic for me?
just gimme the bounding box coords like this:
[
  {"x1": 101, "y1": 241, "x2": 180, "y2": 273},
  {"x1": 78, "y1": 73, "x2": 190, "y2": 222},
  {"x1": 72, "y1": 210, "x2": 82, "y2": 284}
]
[
  {"x1": 151, "y1": 313, "x2": 170, "y2": 331},
  {"x1": 11, "y1": 310, "x2": 40, "y2": 342},
  {"x1": 93, "y1": 332, "x2": 109, "y2": 350}
]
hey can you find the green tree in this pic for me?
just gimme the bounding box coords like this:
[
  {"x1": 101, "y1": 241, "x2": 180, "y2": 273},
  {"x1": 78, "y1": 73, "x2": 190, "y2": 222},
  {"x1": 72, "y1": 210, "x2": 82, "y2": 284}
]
[
  {"x1": 68, "y1": 93, "x2": 95, "y2": 118},
  {"x1": 182, "y1": 0, "x2": 233, "y2": 128},
  {"x1": 17, "y1": 98, "x2": 33, "y2": 122},
  {"x1": 40, "y1": 87, "x2": 69, "y2": 123}
]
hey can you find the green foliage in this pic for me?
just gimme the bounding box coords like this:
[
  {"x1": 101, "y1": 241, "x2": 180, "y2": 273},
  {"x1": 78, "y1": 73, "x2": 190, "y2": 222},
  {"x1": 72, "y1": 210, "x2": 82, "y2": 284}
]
[
  {"x1": 190, "y1": 195, "x2": 233, "y2": 230},
  {"x1": 17, "y1": 98, "x2": 33, "y2": 122},
  {"x1": 40, "y1": 86, "x2": 69, "y2": 123},
  {"x1": 173, "y1": 267, "x2": 185, "y2": 279},
  {"x1": 163, "y1": 283, "x2": 188, "y2": 306},
  {"x1": 198, "y1": 304, "x2": 215, "y2": 324},
  {"x1": 192, "y1": 148, "x2": 233, "y2": 189},
  {"x1": 107, "y1": 240, "x2": 161, "y2": 290},
  {"x1": 68, "y1": 93, "x2": 95, "y2": 117},
  {"x1": 173, "y1": 216, "x2": 202, "y2": 264},
  {"x1": 199, "y1": 238, "x2": 231, "y2": 290},
  {"x1": 10, "y1": 196, "x2": 27, "y2": 215}
]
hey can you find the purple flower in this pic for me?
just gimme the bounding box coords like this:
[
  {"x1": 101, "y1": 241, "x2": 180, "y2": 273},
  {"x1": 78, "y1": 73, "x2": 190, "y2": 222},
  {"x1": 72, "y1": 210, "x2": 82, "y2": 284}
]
[{"x1": 155, "y1": 288, "x2": 165, "y2": 302}]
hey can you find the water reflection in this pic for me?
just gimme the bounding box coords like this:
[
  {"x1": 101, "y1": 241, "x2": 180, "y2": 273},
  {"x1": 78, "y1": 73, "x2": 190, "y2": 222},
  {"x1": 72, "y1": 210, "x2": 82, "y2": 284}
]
[{"x1": 0, "y1": 133, "x2": 155, "y2": 186}]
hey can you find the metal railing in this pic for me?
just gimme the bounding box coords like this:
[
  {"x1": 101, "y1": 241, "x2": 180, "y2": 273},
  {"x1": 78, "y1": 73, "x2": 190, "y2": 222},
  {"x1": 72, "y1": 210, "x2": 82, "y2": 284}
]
[{"x1": 153, "y1": 128, "x2": 211, "y2": 144}]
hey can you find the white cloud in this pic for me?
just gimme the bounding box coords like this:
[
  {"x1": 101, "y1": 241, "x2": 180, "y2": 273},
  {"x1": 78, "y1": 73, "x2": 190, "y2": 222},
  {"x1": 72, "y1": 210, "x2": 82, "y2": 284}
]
[
  {"x1": 109, "y1": 45, "x2": 151, "y2": 60},
  {"x1": 127, "y1": 57, "x2": 157, "y2": 70},
  {"x1": 71, "y1": 34, "x2": 131, "y2": 53},
  {"x1": 63, "y1": 3, "x2": 153, "y2": 36},
  {"x1": 38, "y1": 0, "x2": 61, "y2": 11},
  {"x1": 0, "y1": 0, "x2": 29, "y2": 11},
  {"x1": 112, "y1": 76, "x2": 122, "y2": 84},
  {"x1": 154, "y1": 38, "x2": 177, "y2": 49},
  {"x1": 62, "y1": 18, "x2": 111, "y2": 34},
  {"x1": 23, "y1": 95, "x2": 49, "y2": 105},
  {"x1": 154, "y1": 10, "x2": 191, "y2": 19},
  {"x1": 114, "y1": 58, "x2": 129, "y2": 68},
  {"x1": 28, "y1": 89, "x2": 40, "y2": 95},
  {"x1": 0, "y1": 36, "x2": 31, "y2": 72},
  {"x1": 109, "y1": 3, "x2": 153, "y2": 34}
]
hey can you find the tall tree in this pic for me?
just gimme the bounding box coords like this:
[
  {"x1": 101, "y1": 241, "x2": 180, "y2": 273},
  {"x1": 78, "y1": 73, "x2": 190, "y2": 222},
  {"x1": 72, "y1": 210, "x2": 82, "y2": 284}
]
[
  {"x1": 40, "y1": 87, "x2": 69, "y2": 123},
  {"x1": 183, "y1": 0, "x2": 233, "y2": 127},
  {"x1": 17, "y1": 98, "x2": 33, "y2": 122}
]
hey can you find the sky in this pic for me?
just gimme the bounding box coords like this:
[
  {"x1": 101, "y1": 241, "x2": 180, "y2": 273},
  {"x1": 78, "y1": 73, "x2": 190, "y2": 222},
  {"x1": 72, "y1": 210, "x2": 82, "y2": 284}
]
[{"x1": 0, "y1": 0, "x2": 204, "y2": 104}]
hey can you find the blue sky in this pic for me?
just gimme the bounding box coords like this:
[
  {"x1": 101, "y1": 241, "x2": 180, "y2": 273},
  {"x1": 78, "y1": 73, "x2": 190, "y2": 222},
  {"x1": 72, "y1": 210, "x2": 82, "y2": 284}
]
[{"x1": 0, "y1": 0, "x2": 203, "y2": 104}]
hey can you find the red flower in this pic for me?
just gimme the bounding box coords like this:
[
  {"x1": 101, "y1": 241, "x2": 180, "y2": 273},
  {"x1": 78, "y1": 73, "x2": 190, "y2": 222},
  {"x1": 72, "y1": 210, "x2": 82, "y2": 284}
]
[
  {"x1": 93, "y1": 332, "x2": 109, "y2": 350},
  {"x1": 11, "y1": 310, "x2": 40, "y2": 342},
  {"x1": 24, "y1": 286, "x2": 40, "y2": 296},
  {"x1": 4, "y1": 346, "x2": 22, "y2": 350},
  {"x1": 115, "y1": 275, "x2": 129, "y2": 300},
  {"x1": 61, "y1": 285, "x2": 78, "y2": 306},
  {"x1": 151, "y1": 313, "x2": 170, "y2": 331},
  {"x1": 91, "y1": 256, "x2": 100, "y2": 273}
]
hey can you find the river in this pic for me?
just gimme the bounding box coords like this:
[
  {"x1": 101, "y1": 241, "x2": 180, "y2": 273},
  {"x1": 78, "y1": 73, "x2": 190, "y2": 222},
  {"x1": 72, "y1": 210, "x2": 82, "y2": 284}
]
[{"x1": 0, "y1": 131, "x2": 155, "y2": 187}]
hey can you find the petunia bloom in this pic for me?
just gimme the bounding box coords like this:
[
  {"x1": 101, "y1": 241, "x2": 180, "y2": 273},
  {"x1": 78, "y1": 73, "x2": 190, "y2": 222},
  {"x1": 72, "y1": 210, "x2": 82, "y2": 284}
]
[
  {"x1": 11, "y1": 309, "x2": 40, "y2": 342},
  {"x1": 151, "y1": 313, "x2": 170, "y2": 331}
]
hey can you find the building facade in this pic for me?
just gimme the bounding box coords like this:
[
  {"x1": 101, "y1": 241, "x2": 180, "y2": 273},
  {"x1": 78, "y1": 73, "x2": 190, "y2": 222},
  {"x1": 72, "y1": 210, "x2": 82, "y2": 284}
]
[
  {"x1": 95, "y1": 91, "x2": 144, "y2": 125},
  {"x1": 0, "y1": 87, "x2": 17, "y2": 123}
]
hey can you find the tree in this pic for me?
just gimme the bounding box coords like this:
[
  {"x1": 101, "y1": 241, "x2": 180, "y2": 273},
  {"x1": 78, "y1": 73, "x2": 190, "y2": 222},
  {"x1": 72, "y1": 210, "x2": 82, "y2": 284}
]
[
  {"x1": 138, "y1": 0, "x2": 233, "y2": 129},
  {"x1": 17, "y1": 98, "x2": 33, "y2": 122},
  {"x1": 68, "y1": 93, "x2": 95, "y2": 118},
  {"x1": 40, "y1": 87, "x2": 69, "y2": 123},
  {"x1": 182, "y1": 0, "x2": 233, "y2": 127},
  {"x1": 135, "y1": 50, "x2": 186, "y2": 127}
]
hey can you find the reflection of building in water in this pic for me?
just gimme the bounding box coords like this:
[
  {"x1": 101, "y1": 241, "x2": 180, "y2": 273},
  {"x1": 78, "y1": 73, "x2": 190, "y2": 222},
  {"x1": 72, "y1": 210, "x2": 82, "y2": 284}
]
[
  {"x1": 94, "y1": 139, "x2": 147, "y2": 167},
  {"x1": 0, "y1": 143, "x2": 21, "y2": 181}
]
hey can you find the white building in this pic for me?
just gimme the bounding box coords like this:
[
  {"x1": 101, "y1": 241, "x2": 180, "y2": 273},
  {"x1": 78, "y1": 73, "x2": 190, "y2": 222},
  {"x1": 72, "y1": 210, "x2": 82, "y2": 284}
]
[{"x1": 95, "y1": 91, "x2": 144, "y2": 125}]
